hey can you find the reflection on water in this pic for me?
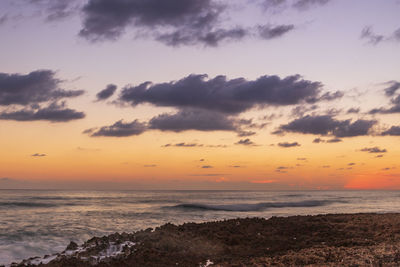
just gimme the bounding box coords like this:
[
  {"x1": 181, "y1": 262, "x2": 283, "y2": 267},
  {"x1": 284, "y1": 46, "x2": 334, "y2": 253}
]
[{"x1": 0, "y1": 190, "x2": 399, "y2": 264}]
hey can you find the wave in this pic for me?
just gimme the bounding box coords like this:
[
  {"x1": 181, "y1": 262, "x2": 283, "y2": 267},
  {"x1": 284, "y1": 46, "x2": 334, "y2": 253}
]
[
  {"x1": 0, "y1": 202, "x2": 78, "y2": 208},
  {"x1": 167, "y1": 200, "x2": 344, "y2": 212},
  {"x1": 27, "y1": 196, "x2": 117, "y2": 200},
  {"x1": 281, "y1": 194, "x2": 308, "y2": 197},
  {"x1": 134, "y1": 199, "x2": 183, "y2": 204}
]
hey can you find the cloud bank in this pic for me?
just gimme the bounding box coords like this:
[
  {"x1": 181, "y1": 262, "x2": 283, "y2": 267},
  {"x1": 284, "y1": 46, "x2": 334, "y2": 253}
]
[
  {"x1": 277, "y1": 115, "x2": 377, "y2": 137},
  {"x1": 86, "y1": 73, "x2": 343, "y2": 138},
  {"x1": 0, "y1": 70, "x2": 85, "y2": 122},
  {"x1": 118, "y1": 74, "x2": 329, "y2": 113},
  {"x1": 79, "y1": 0, "x2": 295, "y2": 46},
  {"x1": 84, "y1": 120, "x2": 147, "y2": 137}
]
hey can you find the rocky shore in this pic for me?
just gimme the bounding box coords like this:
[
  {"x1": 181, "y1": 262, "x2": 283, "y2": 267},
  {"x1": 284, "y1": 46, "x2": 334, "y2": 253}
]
[{"x1": 9, "y1": 213, "x2": 400, "y2": 266}]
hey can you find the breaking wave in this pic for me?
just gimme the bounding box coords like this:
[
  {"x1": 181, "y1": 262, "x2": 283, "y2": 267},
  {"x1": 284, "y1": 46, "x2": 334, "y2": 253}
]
[{"x1": 167, "y1": 200, "x2": 343, "y2": 212}]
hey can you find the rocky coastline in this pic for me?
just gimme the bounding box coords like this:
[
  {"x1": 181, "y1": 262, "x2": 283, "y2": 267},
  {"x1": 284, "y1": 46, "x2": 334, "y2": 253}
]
[{"x1": 8, "y1": 213, "x2": 400, "y2": 266}]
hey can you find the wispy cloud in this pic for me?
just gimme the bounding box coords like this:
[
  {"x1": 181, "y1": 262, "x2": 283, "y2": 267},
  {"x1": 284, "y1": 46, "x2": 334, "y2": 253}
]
[
  {"x1": 31, "y1": 153, "x2": 46, "y2": 157},
  {"x1": 278, "y1": 142, "x2": 301, "y2": 148}
]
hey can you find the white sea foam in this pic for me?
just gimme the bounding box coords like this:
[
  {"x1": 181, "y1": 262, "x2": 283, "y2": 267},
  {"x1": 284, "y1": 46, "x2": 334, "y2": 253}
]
[
  {"x1": 200, "y1": 259, "x2": 214, "y2": 267},
  {"x1": 26, "y1": 255, "x2": 57, "y2": 266},
  {"x1": 18, "y1": 241, "x2": 136, "y2": 266},
  {"x1": 90, "y1": 241, "x2": 136, "y2": 262}
]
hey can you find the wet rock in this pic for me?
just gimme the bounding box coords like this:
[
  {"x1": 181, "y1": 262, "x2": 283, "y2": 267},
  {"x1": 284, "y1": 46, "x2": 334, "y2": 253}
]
[{"x1": 66, "y1": 241, "x2": 78, "y2": 251}]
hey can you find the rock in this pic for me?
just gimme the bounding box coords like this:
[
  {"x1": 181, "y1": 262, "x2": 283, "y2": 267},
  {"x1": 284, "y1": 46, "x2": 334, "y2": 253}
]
[
  {"x1": 66, "y1": 241, "x2": 78, "y2": 251},
  {"x1": 16, "y1": 214, "x2": 400, "y2": 266}
]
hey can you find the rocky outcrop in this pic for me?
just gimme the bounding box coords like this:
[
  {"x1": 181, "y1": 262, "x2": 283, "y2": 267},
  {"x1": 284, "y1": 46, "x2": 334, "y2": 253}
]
[{"x1": 13, "y1": 213, "x2": 400, "y2": 266}]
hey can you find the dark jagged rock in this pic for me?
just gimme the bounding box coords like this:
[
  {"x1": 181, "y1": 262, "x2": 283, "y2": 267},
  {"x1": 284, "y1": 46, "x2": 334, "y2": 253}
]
[
  {"x1": 15, "y1": 213, "x2": 400, "y2": 266},
  {"x1": 65, "y1": 241, "x2": 78, "y2": 251}
]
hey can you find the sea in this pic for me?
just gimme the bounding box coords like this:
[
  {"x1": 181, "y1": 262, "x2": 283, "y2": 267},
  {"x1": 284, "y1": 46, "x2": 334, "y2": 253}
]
[{"x1": 1, "y1": 189, "x2": 399, "y2": 265}]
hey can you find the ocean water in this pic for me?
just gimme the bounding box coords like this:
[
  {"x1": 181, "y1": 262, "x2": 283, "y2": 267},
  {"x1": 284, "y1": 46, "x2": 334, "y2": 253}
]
[{"x1": 0, "y1": 189, "x2": 399, "y2": 265}]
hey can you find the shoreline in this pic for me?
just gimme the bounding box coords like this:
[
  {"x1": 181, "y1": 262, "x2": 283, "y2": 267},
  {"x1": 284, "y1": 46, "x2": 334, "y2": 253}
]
[{"x1": 8, "y1": 213, "x2": 400, "y2": 266}]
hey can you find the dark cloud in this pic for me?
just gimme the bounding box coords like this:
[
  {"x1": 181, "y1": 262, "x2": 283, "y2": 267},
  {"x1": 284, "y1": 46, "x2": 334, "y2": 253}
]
[
  {"x1": 279, "y1": 115, "x2": 340, "y2": 135},
  {"x1": 237, "y1": 130, "x2": 256, "y2": 137},
  {"x1": 31, "y1": 153, "x2": 46, "y2": 157},
  {"x1": 79, "y1": 0, "x2": 295, "y2": 46},
  {"x1": 278, "y1": 141, "x2": 300, "y2": 148},
  {"x1": 360, "y1": 147, "x2": 387, "y2": 154},
  {"x1": 384, "y1": 81, "x2": 400, "y2": 97},
  {"x1": 0, "y1": 102, "x2": 85, "y2": 122},
  {"x1": 201, "y1": 165, "x2": 213, "y2": 169},
  {"x1": 278, "y1": 115, "x2": 377, "y2": 138},
  {"x1": 237, "y1": 119, "x2": 268, "y2": 130},
  {"x1": 369, "y1": 107, "x2": 396, "y2": 114},
  {"x1": 96, "y1": 84, "x2": 117, "y2": 101},
  {"x1": 276, "y1": 166, "x2": 289, "y2": 173},
  {"x1": 290, "y1": 104, "x2": 318, "y2": 118},
  {"x1": 369, "y1": 82, "x2": 400, "y2": 114},
  {"x1": 276, "y1": 166, "x2": 289, "y2": 170},
  {"x1": 149, "y1": 109, "x2": 237, "y2": 132},
  {"x1": 271, "y1": 129, "x2": 285, "y2": 135},
  {"x1": 258, "y1": 24, "x2": 294, "y2": 39},
  {"x1": 348, "y1": 163, "x2": 355, "y2": 166},
  {"x1": 326, "y1": 119, "x2": 377, "y2": 138},
  {"x1": 80, "y1": 0, "x2": 222, "y2": 42},
  {"x1": 119, "y1": 74, "x2": 329, "y2": 114},
  {"x1": 0, "y1": 70, "x2": 83, "y2": 106},
  {"x1": 323, "y1": 108, "x2": 342, "y2": 117},
  {"x1": 163, "y1": 142, "x2": 203, "y2": 147},
  {"x1": 369, "y1": 95, "x2": 400, "y2": 114},
  {"x1": 84, "y1": 108, "x2": 257, "y2": 138},
  {"x1": 307, "y1": 91, "x2": 344, "y2": 103},
  {"x1": 347, "y1": 108, "x2": 360, "y2": 114},
  {"x1": 361, "y1": 26, "x2": 384, "y2": 45},
  {"x1": 382, "y1": 126, "x2": 400, "y2": 136},
  {"x1": 0, "y1": 70, "x2": 85, "y2": 122},
  {"x1": 376, "y1": 155, "x2": 384, "y2": 158},
  {"x1": 313, "y1": 137, "x2": 341, "y2": 143},
  {"x1": 206, "y1": 144, "x2": 228, "y2": 148},
  {"x1": 261, "y1": 113, "x2": 282, "y2": 121},
  {"x1": 157, "y1": 26, "x2": 249, "y2": 47},
  {"x1": 361, "y1": 26, "x2": 400, "y2": 45},
  {"x1": 313, "y1": 137, "x2": 343, "y2": 144},
  {"x1": 326, "y1": 138, "x2": 342, "y2": 143},
  {"x1": 235, "y1": 138, "x2": 256, "y2": 146},
  {"x1": 322, "y1": 165, "x2": 330, "y2": 168},
  {"x1": 292, "y1": 0, "x2": 331, "y2": 10},
  {"x1": 84, "y1": 119, "x2": 147, "y2": 137},
  {"x1": 313, "y1": 138, "x2": 324, "y2": 143}
]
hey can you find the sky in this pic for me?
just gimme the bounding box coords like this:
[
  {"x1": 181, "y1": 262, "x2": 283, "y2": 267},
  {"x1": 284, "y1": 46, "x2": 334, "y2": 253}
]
[{"x1": 0, "y1": 0, "x2": 399, "y2": 190}]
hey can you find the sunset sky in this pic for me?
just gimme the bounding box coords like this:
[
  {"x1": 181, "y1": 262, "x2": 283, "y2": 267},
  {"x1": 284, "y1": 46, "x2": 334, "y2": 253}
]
[{"x1": 0, "y1": 0, "x2": 399, "y2": 190}]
